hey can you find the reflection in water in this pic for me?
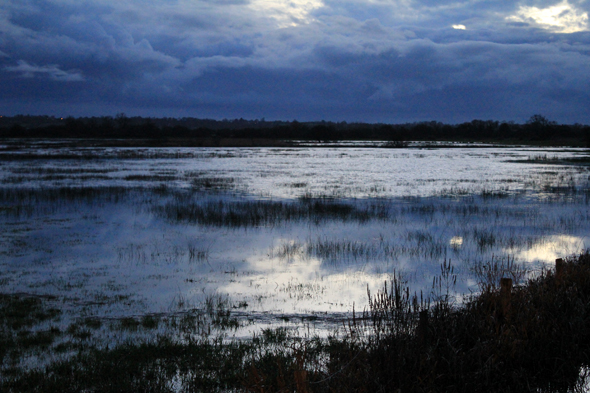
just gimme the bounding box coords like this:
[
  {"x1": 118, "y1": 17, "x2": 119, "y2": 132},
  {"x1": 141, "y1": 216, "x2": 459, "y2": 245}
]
[
  {"x1": 217, "y1": 252, "x2": 392, "y2": 313},
  {"x1": 450, "y1": 236, "x2": 463, "y2": 249},
  {"x1": 512, "y1": 235, "x2": 587, "y2": 263}
]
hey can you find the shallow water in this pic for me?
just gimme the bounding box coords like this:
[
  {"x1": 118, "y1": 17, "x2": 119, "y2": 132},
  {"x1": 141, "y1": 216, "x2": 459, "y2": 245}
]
[{"x1": 0, "y1": 145, "x2": 589, "y2": 339}]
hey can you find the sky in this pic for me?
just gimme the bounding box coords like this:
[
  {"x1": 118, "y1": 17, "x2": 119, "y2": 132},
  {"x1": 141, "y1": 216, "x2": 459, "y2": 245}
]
[{"x1": 1, "y1": 0, "x2": 590, "y2": 124}]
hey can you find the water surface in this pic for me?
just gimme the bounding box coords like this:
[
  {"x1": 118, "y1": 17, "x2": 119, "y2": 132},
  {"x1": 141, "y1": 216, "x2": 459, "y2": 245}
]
[{"x1": 1, "y1": 145, "x2": 588, "y2": 338}]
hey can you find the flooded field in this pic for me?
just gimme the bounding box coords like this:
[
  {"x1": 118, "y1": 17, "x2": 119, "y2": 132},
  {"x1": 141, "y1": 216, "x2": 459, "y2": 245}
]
[{"x1": 1, "y1": 143, "x2": 590, "y2": 374}]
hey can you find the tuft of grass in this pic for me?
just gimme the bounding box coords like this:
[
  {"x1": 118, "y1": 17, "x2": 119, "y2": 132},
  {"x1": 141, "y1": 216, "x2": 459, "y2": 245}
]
[
  {"x1": 0, "y1": 294, "x2": 60, "y2": 330},
  {"x1": 470, "y1": 255, "x2": 529, "y2": 291},
  {"x1": 124, "y1": 174, "x2": 177, "y2": 182},
  {"x1": 67, "y1": 323, "x2": 92, "y2": 340},
  {"x1": 188, "y1": 243, "x2": 209, "y2": 262},
  {"x1": 82, "y1": 318, "x2": 102, "y2": 330},
  {"x1": 141, "y1": 314, "x2": 160, "y2": 329},
  {"x1": 119, "y1": 317, "x2": 141, "y2": 331},
  {"x1": 204, "y1": 295, "x2": 240, "y2": 330},
  {"x1": 17, "y1": 328, "x2": 60, "y2": 350}
]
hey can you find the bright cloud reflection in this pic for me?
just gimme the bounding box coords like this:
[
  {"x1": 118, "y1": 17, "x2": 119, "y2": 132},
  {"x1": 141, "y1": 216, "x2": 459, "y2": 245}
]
[
  {"x1": 217, "y1": 252, "x2": 391, "y2": 314},
  {"x1": 249, "y1": 0, "x2": 323, "y2": 27},
  {"x1": 452, "y1": 24, "x2": 466, "y2": 30},
  {"x1": 450, "y1": 236, "x2": 463, "y2": 249},
  {"x1": 507, "y1": 0, "x2": 589, "y2": 33},
  {"x1": 512, "y1": 235, "x2": 587, "y2": 263}
]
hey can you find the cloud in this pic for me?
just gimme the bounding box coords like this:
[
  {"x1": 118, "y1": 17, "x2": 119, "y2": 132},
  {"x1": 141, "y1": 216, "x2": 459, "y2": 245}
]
[
  {"x1": 0, "y1": 0, "x2": 590, "y2": 122},
  {"x1": 5, "y1": 60, "x2": 85, "y2": 81},
  {"x1": 506, "y1": 0, "x2": 589, "y2": 33},
  {"x1": 249, "y1": 0, "x2": 324, "y2": 27}
]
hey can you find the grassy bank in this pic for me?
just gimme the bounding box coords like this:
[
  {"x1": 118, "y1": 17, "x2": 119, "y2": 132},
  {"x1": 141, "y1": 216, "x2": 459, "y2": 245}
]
[
  {"x1": 2, "y1": 253, "x2": 590, "y2": 392},
  {"x1": 312, "y1": 254, "x2": 590, "y2": 392}
]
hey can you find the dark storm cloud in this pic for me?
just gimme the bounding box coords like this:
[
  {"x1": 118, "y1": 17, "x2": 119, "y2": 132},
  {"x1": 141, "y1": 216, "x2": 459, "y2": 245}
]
[
  {"x1": 1, "y1": 2, "x2": 180, "y2": 81},
  {"x1": 1, "y1": 0, "x2": 589, "y2": 122}
]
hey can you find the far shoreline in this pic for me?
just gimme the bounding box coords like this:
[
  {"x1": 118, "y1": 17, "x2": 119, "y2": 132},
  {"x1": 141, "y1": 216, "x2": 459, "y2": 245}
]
[{"x1": 0, "y1": 137, "x2": 587, "y2": 148}]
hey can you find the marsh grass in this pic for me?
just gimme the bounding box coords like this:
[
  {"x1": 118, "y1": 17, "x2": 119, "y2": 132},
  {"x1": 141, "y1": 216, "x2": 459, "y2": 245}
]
[
  {"x1": 154, "y1": 198, "x2": 391, "y2": 227},
  {"x1": 3, "y1": 254, "x2": 590, "y2": 392},
  {"x1": 141, "y1": 314, "x2": 160, "y2": 329},
  {"x1": 0, "y1": 186, "x2": 132, "y2": 205},
  {"x1": 124, "y1": 174, "x2": 177, "y2": 182},
  {"x1": 470, "y1": 255, "x2": 529, "y2": 291},
  {"x1": 8, "y1": 167, "x2": 115, "y2": 175},
  {"x1": 207, "y1": 300, "x2": 240, "y2": 330},
  {"x1": 0, "y1": 291, "x2": 247, "y2": 390},
  {"x1": 0, "y1": 294, "x2": 60, "y2": 330},
  {"x1": 517, "y1": 153, "x2": 590, "y2": 165},
  {"x1": 0, "y1": 293, "x2": 62, "y2": 371},
  {"x1": 268, "y1": 234, "x2": 449, "y2": 267},
  {"x1": 243, "y1": 252, "x2": 590, "y2": 393},
  {"x1": 0, "y1": 186, "x2": 155, "y2": 218},
  {"x1": 186, "y1": 174, "x2": 237, "y2": 191},
  {"x1": 0, "y1": 149, "x2": 212, "y2": 161},
  {"x1": 2, "y1": 148, "x2": 590, "y2": 391},
  {"x1": 188, "y1": 243, "x2": 210, "y2": 262},
  {"x1": 2, "y1": 336, "x2": 254, "y2": 392}
]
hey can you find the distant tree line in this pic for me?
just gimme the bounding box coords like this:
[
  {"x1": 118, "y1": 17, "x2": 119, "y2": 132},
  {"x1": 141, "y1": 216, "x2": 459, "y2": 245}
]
[{"x1": 1, "y1": 114, "x2": 589, "y2": 145}]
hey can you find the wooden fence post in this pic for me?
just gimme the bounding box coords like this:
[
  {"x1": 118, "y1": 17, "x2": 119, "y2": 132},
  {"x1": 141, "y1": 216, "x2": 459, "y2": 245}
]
[
  {"x1": 500, "y1": 277, "x2": 512, "y2": 322},
  {"x1": 418, "y1": 310, "x2": 429, "y2": 346},
  {"x1": 555, "y1": 258, "x2": 564, "y2": 286},
  {"x1": 294, "y1": 369, "x2": 309, "y2": 393}
]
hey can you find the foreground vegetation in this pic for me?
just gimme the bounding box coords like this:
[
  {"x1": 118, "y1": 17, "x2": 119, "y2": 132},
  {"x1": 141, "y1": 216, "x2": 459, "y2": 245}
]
[{"x1": 2, "y1": 253, "x2": 590, "y2": 392}]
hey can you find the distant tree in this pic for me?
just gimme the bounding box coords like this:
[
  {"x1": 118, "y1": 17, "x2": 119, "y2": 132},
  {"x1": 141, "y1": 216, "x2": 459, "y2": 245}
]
[
  {"x1": 94, "y1": 117, "x2": 115, "y2": 137},
  {"x1": 311, "y1": 124, "x2": 336, "y2": 142},
  {"x1": 526, "y1": 114, "x2": 556, "y2": 140},
  {"x1": 64, "y1": 116, "x2": 85, "y2": 136},
  {"x1": 381, "y1": 125, "x2": 408, "y2": 147},
  {"x1": 527, "y1": 114, "x2": 553, "y2": 128},
  {"x1": 8, "y1": 123, "x2": 26, "y2": 137},
  {"x1": 139, "y1": 119, "x2": 160, "y2": 138},
  {"x1": 497, "y1": 122, "x2": 514, "y2": 139},
  {"x1": 115, "y1": 112, "x2": 129, "y2": 130},
  {"x1": 584, "y1": 127, "x2": 590, "y2": 148}
]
